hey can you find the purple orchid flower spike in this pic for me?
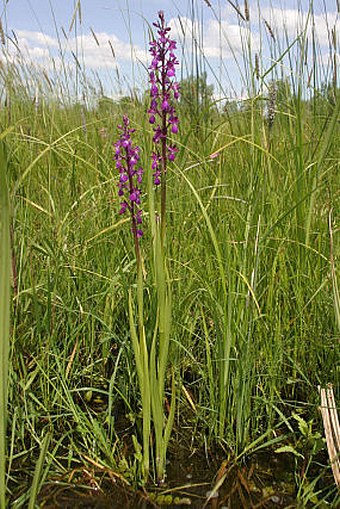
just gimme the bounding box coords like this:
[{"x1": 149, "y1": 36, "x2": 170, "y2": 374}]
[
  {"x1": 148, "y1": 10, "x2": 180, "y2": 186},
  {"x1": 114, "y1": 115, "x2": 144, "y2": 240}
]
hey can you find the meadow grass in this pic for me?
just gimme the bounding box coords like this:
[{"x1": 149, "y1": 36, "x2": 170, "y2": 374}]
[
  {"x1": 0, "y1": 140, "x2": 11, "y2": 509},
  {"x1": 0, "y1": 0, "x2": 339, "y2": 506}
]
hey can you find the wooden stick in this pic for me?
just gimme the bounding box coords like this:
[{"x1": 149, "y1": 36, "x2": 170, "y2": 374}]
[
  {"x1": 327, "y1": 384, "x2": 340, "y2": 454},
  {"x1": 318, "y1": 386, "x2": 340, "y2": 486}
]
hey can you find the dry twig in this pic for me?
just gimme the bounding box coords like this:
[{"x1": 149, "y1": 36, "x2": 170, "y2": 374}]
[{"x1": 319, "y1": 384, "x2": 340, "y2": 486}]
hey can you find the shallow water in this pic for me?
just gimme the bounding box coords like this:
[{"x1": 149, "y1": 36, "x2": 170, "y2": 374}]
[{"x1": 39, "y1": 449, "x2": 300, "y2": 508}]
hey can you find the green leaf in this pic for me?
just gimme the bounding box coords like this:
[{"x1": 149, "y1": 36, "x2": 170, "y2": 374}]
[
  {"x1": 275, "y1": 445, "x2": 304, "y2": 459},
  {"x1": 28, "y1": 433, "x2": 51, "y2": 509},
  {"x1": 292, "y1": 412, "x2": 310, "y2": 438}
]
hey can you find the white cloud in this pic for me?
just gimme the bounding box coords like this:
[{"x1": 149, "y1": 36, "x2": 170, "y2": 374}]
[
  {"x1": 4, "y1": 28, "x2": 147, "y2": 71},
  {"x1": 261, "y1": 7, "x2": 338, "y2": 44},
  {"x1": 169, "y1": 15, "x2": 259, "y2": 61},
  {"x1": 168, "y1": 6, "x2": 338, "y2": 63},
  {"x1": 204, "y1": 19, "x2": 259, "y2": 57},
  {"x1": 69, "y1": 32, "x2": 148, "y2": 68},
  {"x1": 16, "y1": 30, "x2": 59, "y2": 48},
  {"x1": 168, "y1": 16, "x2": 199, "y2": 44}
]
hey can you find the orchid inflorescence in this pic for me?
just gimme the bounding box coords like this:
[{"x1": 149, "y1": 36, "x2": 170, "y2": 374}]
[
  {"x1": 148, "y1": 10, "x2": 180, "y2": 185},
  {"x1": 114, "y1": 115, "x2": 143, "y2": 238},
  {"x1": 114, "y1": 11, "x2": 180, "y2": 239}
]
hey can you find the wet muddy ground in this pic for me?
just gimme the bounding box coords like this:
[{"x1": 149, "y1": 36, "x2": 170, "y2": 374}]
[
  {"x1": 23, "y1": 396, "x2": 337, "y2": 507},
  {"x1": 38, "y1": 447, "x2": 302, "y2": 508}
]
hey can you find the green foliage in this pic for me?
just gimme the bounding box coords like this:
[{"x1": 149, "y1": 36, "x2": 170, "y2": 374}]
[
  {"x1": 276, "y1": 412, "x2": 332, "y2": 507},
  {"x1": 179, "y1": 71, "x2": 215, "y2": 112},
  {"x1": 177, "y1": 72, "x2": 218, "y2": 139}
]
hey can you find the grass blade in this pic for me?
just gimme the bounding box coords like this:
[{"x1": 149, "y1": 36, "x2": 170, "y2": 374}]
[
  {"x1": 28, "y1": 433, "x2": 51, "y2": 509},
  {"x1": 0, "y1": 142, "x2": 10, "y2": 509}
]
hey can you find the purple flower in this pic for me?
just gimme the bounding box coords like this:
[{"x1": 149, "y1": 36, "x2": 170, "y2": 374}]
[
  {"x1": 114, "y1": 115, "x2": 143, "y2": 237},
  {"x1": 148, "y1": 11, "x2": 180, "y2": 185},
  {"x1": 167, "y1": 145, "x2": 178, "y2": 162},
  {"x1": 153, "y1": 126, "x2": 163, "y2": 144},
  {"x1": 151, "y1": 152, "x2": 162, "y2": 185},
  {"x1": 136, "y1": 209, "x2": 142, "y2": 224},
  {"x1": 151, "y1": 83, "x2": 158, "y2": 96},
  {"x1": 119, "y1": 202, "x2": 128, "y2": 215},
  {"x1": 161, "y1": 98, "x2": 169, "y2": 111}
]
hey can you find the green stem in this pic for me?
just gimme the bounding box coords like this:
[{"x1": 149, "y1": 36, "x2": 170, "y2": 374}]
[{"x1": 137, "y1": 257, "x2": 151, "y2": 482}]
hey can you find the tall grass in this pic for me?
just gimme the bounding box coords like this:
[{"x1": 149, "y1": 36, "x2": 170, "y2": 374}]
[
  {"x1": 0, "y1": 0, "x2": 339, "y2": 504},
  {"x1": 0, "y1": 140, "x2": 10, "y2": 509}
]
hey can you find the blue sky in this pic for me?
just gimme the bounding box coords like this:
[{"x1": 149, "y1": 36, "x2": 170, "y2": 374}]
[{"x1": 1, "y1": 0, "x2": 338, "y2": 100}]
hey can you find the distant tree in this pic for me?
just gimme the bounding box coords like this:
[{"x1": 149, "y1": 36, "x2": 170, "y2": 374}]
[
  {"x1": 222, "y1": 99, "x2": 239, "y2": 116},
  {"x1": 97, "y1": 96, "x2": 116, "y2": 115},
  {"x1": 180, "y1": 72, "x2": 214, "y2": 107},
  {"x1": 97, "y1": 93, "x2": 142, "y2": 118},
  {"x1": 312, "y1": 82, "x2": 338, "y2": 114},
  {"x1": 178, "y1": 72, "x2": 216, "y2": 125}
]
